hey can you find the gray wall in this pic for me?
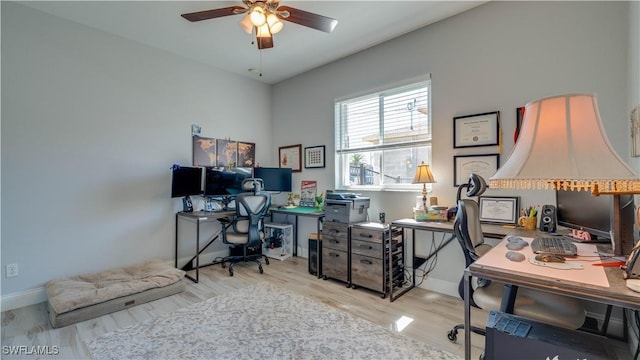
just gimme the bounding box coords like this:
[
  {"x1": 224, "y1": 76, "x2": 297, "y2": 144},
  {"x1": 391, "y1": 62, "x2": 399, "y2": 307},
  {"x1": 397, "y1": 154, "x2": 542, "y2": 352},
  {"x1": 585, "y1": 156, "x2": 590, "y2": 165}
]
[
  {"x1": 272, "y1": 1, "x2": 631, "y2": 296},
  {"x1": 1, "y1": 2, "x2": 272, "y2": 304}
]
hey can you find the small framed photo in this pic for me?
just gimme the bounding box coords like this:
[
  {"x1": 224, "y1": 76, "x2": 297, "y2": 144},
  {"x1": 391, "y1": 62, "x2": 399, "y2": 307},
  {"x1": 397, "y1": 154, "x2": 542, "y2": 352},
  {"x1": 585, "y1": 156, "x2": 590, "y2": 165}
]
[
  {"x1": 304, "y1": 145, "x2": 325, "y2": 169},
  {"x1": 478, "y1": 196, "x2": 520, "y2": 225},
  {"x1": 453, "y1": 111, "x2": 500, "y2": 148},
  {"x1": 453, "y1": 154, "x2": 500, "y2": 187},
  {"x1": 279, "y1": 144, "x2": 302, "y2": 172}
]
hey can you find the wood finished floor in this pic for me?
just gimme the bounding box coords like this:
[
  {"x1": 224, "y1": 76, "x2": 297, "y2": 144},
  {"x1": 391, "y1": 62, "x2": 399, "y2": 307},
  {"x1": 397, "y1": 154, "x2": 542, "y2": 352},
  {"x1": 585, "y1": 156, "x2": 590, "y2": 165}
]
[{"x1": 0, "y1": 257, "x2": 567, "y2": 359}]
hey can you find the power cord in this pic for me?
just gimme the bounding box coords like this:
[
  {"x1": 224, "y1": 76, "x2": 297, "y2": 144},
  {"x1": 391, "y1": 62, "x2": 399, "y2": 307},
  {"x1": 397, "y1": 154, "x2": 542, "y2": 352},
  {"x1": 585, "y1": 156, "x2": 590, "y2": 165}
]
[{"x1": 414, "y1": 232, "x2": 449, "y2": 287}]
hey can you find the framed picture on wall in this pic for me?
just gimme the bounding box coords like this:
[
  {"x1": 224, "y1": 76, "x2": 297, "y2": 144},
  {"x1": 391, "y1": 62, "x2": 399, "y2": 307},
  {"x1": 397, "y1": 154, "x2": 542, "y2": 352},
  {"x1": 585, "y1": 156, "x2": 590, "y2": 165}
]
[
  {"x1": 192, "y1": 136, "x2": 216, "y2": 167},
  {"x1": 217, "y1": 139, "x2": 238, "y2": 167},
  {"x1": 304, "y1": 145, "x2": 325, "y2": 168},
  {"x1": 453, "y1": 111, "x2": 500, "y2": 148},
  {"x1": 453, "y1": 153, "x2": 500, "y2": 187},
  {"x1": 237, "y1": 142, "x2": 256, "y2": 167},
  {"x1": 279, "y1": 144, "x2": 302, "y2": 172}
]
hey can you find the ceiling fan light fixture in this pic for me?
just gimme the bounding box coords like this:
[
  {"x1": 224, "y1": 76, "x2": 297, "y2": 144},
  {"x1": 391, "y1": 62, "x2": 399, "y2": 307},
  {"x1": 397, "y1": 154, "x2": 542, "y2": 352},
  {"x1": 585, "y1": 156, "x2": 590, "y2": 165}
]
[
  {"x1": 239, "y1": 14, "x2": 253, "y2": 34},
  {"x1": 249, "y1": 6, "x2": 266, "y2": 26},
  {"x1": 266, "y1": 14, "x2": 283, "y2": 34},
  {"x1": 256, "y1": 23, "x2": 272, "y2": 38}
]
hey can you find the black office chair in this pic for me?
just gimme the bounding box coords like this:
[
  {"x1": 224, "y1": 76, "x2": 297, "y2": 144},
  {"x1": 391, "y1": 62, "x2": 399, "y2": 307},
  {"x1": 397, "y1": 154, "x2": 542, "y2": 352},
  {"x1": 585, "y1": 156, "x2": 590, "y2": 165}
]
[
  {"x1": 219, "y1": 178, "x2": 271, "y2": 276},
  {"x1": 447, "y1": 173, "x2": 586, "y2": 343}
]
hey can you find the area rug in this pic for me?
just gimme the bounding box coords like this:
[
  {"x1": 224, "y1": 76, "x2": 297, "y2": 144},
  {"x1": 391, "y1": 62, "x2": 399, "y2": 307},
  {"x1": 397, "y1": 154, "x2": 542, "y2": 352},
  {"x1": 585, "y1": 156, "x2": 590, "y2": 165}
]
[{"x1": 85, "y1": 282, "x2": 459, "y2": 360}]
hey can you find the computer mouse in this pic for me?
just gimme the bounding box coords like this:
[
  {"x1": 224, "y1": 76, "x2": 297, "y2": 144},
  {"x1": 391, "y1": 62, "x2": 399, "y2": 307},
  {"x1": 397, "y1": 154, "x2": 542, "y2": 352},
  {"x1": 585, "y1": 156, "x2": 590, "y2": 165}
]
[
  {"x1": 505, "y1": 251, "x2": 525, "y2": 262},
  {"x1": 535, "y1": 254, "x2": 566, "y2": 263},
  {"x1": 506, "y1": 236, "x2": 528, "y2": 250}
]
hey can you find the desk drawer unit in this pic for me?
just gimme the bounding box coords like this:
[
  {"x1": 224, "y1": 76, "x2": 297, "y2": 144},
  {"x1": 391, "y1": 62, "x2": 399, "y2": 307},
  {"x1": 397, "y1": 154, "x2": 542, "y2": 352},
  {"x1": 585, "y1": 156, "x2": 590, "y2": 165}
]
[
  {"x1": 350, "y1": 223, "x2": 404, "y2": 298},
  {"x1": 321, "y1": 221, "x2": 350, "y2": 285}
]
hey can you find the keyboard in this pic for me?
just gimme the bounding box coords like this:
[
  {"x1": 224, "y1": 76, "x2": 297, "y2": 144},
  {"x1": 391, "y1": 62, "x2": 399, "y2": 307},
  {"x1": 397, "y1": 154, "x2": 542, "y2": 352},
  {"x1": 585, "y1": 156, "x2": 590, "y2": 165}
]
[{"x1": 531, "y1": 237, "x2": 578, "y2": 257}]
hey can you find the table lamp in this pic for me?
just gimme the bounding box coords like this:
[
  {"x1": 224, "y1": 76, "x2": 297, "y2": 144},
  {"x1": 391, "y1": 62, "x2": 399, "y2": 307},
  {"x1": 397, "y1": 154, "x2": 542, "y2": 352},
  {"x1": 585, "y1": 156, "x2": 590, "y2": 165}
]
[
  {"x1": 413, "y1": 161, "x2": 436, "y2": 210},
  {"x1": 489, "y1": 93, "x2": 640, "y2": 255}
]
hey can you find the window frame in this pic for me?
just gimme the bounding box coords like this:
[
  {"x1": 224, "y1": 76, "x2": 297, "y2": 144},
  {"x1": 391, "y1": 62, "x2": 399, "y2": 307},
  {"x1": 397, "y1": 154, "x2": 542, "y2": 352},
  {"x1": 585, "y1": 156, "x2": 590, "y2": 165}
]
[{"x1": 334, "y1": 75, "x2": 432, "y2": 192}]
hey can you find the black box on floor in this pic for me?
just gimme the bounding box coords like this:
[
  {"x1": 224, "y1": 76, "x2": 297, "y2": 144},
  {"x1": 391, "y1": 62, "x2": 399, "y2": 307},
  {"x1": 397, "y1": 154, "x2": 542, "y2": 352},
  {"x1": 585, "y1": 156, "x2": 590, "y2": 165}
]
[
  {"x1": 308, "y1": 233, "x2": 322, "y2": 276},
  {"x1": 229, "y1": 245, "x2": 261, "y2": 257},
  {"x1": 485, "y1": 311, "x2": 617, "y2": 360}
]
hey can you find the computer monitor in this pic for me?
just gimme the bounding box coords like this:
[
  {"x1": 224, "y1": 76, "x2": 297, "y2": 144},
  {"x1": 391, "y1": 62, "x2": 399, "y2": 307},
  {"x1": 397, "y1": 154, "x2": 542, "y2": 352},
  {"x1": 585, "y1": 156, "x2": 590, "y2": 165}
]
[
  {"x1": 253, "y1": 167, "x2": 292, "y2": 192},
  {"x1": 170, "y1": 166, "x2": 202, "y2": 198},
  {"x1": 203, "y1": 167, "x2": 253, "y2": 197},
  {"x1": 556, "y1": 190, "x2": 635, "y2": 251}
]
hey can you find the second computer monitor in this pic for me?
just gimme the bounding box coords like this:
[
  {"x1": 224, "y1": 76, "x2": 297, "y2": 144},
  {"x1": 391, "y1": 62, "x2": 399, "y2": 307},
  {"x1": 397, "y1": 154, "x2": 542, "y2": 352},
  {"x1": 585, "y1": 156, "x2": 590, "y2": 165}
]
[{"x1": 254, "y1": 167, "x2": 292, "y2": 192}]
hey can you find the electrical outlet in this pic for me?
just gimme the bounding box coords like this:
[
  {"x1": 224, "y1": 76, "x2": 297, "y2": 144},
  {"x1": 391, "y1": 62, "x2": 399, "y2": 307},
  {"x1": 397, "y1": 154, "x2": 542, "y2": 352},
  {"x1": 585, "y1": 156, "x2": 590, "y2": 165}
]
[{"x1": 6, "y1": 264, "x2": 18, "y2": 278}]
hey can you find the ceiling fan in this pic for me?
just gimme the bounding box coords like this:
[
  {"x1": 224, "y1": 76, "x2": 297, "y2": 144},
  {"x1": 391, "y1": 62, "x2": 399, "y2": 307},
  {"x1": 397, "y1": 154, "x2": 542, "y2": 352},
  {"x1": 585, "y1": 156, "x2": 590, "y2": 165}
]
[{"x1": 181, "y1": 0, "x2": 338, "y2": 50}]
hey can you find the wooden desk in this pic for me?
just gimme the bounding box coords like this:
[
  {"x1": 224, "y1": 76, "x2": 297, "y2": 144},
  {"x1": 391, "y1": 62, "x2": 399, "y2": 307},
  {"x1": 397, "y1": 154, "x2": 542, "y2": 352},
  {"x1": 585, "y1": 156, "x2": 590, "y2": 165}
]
[
  {"x1": 463, "y1": 235, "x2": 640, "y2": 360},
  {"x1": 269, "y1": 207, "x2": 325, "y2": 257},
  {"x1": 175, "y1": 210, "x2": 234, "y2": 283}
]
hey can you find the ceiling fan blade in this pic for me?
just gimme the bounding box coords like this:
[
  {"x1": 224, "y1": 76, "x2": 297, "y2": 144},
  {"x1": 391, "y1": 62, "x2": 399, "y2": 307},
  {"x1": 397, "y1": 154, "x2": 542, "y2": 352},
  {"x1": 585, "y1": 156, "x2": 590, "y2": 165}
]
[
  {"x1": 277, "y1": 6, "x2": 338, "y2": 33},
  {"x1": 181, "y1": 6, "x2": 246, "y2": 22},
  {"x1": 257, "y1": 36, "x2": 274, "y2": 50}
]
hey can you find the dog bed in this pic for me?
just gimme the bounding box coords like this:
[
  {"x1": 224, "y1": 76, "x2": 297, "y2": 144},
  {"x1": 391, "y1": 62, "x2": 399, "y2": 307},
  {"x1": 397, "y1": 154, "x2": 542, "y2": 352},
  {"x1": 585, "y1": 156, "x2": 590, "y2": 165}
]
[{"x1": 46, "y1": 259, "x2": 185, "y2": 328}]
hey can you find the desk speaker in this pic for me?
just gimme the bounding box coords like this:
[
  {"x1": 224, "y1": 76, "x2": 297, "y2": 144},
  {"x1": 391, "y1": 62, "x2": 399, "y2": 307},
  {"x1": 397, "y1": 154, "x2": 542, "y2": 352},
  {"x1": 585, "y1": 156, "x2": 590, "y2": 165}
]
[
  {"x1": 308, "y1": 234, "x2": 322, "y2": 276},
  {"x1": 540, "y1": 205, "x2": 557, "y2": 232}
]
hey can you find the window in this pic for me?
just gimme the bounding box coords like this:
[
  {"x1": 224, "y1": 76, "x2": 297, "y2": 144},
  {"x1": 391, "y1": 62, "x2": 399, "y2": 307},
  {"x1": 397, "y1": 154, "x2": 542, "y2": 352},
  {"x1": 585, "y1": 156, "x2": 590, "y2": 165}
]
[{"x1": 335, "y1": 76, "x2": 431, "y2": 191}]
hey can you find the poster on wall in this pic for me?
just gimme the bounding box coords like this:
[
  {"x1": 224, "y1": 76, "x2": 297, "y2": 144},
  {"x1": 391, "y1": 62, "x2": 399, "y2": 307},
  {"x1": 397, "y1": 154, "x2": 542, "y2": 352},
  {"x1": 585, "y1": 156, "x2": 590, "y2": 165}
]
[
  {"x1": 217, "y1": 139, "x2": 238, "y2": 167},
  {"x1": 237, "y1": 142, "x2": 256, "y2": 167},
  {"x1": 193, "y1": 136, "x2": 216, "y2": 167}
]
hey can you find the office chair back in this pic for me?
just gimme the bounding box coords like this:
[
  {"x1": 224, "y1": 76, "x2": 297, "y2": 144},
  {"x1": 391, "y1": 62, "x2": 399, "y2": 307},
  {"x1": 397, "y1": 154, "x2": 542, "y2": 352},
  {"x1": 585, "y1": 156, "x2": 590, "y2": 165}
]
[{"x1": 223, "y1": 178, "x2": 271, "y2": 246}]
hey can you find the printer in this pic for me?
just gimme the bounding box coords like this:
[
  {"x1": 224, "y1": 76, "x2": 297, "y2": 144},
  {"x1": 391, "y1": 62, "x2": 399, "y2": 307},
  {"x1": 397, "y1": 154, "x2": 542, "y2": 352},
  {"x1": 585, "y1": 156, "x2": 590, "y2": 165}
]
[{"x1": 324, "y1": 191, "x2": 370, "y2": 223}]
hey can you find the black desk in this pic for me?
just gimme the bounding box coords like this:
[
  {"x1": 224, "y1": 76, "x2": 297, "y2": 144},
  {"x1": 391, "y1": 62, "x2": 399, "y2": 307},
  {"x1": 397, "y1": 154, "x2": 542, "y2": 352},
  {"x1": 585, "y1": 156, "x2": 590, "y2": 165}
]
[
  {"x1": 175, "y1": 210, "x2": 234, "y2": 283},
  {"x1": 269, "y1": 207, "x2": 325, "y2": 257}
]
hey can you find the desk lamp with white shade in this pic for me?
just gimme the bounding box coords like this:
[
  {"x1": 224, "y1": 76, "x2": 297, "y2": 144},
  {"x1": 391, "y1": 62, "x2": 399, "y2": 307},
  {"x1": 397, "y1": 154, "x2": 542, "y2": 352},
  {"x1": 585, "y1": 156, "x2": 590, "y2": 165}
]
[
  {"x1": 413, "y1": 161, "x2": 436, "y2": 210},
  {"x1": 488, "y1": 93, "x2": 640, "y2": 255}
]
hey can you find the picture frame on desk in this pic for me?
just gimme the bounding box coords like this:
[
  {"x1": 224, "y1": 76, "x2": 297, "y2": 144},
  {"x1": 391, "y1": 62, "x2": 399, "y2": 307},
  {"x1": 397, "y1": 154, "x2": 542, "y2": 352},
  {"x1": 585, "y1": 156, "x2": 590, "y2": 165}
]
[{"x1": 478, "y1": 196, "x2": 519, "y2": 225}]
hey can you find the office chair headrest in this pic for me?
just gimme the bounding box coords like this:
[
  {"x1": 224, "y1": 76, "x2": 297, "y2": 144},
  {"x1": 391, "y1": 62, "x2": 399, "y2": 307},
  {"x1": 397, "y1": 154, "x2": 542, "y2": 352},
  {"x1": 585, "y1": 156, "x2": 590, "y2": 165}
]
[
  {"x1": 466, "y1": 173, "x2": 487, "y2": 197},
  {"x1": 241, "y1": 178, "x2": 264, "y2": 192},
  {"x1": 456, "y1": 173, "x2": 487, "y2": 200}
]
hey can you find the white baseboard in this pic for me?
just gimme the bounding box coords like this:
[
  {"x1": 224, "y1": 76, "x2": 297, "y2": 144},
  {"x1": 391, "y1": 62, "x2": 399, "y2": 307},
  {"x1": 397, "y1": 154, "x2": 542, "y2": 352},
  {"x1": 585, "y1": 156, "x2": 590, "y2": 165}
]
[
  {"x1": 417, "y1": 277, "x2": 458, "y2": 298},
  {"x1": 1, "y1": 287, "x2": 46, "y2": 312}
]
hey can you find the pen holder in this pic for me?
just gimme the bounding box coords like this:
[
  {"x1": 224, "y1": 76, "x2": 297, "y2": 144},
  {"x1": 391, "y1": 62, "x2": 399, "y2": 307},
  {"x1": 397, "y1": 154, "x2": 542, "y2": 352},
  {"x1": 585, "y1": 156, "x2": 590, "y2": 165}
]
[{"x1": 518, "y1": 216, "x2": 538, "y2": 230}]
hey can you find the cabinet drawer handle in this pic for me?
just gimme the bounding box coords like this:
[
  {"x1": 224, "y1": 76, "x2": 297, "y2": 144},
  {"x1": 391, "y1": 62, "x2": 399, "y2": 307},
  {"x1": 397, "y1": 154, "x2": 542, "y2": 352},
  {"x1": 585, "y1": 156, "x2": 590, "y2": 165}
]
[
  {"x1": 329, "y1": 239, "x2": 340, "y2": 244},
  {"x1": 359, "y1": 244, "x2": 372, "y2": 249},
  {"x1": 360, "y1": 259, "x2": 373, "y2": 265},
  {"x1": 359, "y1": 233, "x2": 373, "y2": 238},
  {"x1": 330, "y1": 229, "x2": 340, "y2": 234},
  {"x1": 329, "y1": 252, "x2": 341, "y2": 258}
]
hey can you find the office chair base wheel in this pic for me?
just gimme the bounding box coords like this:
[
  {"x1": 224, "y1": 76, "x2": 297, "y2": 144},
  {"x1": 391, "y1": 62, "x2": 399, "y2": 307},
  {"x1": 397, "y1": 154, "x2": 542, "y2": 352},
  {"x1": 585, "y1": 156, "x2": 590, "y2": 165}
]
[
  {"x1": 264, "y1": 257, "x2": 270, "y2": 265},
  {"x1": 228, "y1": 269, "x2": 234, "y2": 276},
  {"x1": 259, "y1": 264, "x2": 264, "y2": 273},
  {"x1": 447, "y1": 329, "x2": 458, "y2": 342}
]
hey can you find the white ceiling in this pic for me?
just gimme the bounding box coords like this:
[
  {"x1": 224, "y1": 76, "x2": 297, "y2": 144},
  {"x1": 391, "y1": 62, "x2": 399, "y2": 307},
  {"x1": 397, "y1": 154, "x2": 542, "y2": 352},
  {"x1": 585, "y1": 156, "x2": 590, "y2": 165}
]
[{"x1": 21, "y1": 1, "x2": 485, "y2": 84}]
